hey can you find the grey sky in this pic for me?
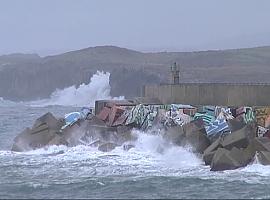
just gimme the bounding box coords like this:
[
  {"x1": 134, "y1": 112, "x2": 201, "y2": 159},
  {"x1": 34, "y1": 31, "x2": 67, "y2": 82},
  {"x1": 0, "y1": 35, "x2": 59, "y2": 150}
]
[{"x1": 0, "y1": 0, "x2": 270, "y2": 56}]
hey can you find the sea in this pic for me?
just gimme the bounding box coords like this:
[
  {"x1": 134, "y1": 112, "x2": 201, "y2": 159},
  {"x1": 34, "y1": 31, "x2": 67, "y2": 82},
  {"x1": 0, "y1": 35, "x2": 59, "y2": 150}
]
[{"x1": 1, "y1": 72, "x2": 270, "y2": 199}]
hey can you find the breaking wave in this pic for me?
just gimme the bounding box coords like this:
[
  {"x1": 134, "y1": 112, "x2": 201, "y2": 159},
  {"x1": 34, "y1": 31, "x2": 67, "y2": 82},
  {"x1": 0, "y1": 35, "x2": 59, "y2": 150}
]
[
  {"x1": 1, "y1": 130, "x2": 203, "y2": 175},
  {"x1": 29, "y1": 71, "x2": 124, "y2": 107},
  {"x1": 2, "y1": 130, "x2": 270, "y2": 185},
  {"x1": 0, "y1": 97, "x2": 23, "y2": 107}
]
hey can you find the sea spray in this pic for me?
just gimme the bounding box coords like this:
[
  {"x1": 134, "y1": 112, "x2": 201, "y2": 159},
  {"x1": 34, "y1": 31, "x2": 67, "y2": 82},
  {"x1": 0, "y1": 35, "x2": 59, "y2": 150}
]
[
  {"x1": 29, "y1": 71, "x2": 124, "y2": 107},
  {"x1": 131, "y1": 129, "x2": 202, "y2": 169}
]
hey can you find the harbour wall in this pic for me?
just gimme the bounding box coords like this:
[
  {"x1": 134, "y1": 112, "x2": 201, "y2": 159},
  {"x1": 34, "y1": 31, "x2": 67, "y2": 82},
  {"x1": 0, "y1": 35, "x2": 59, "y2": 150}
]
[{"x1": 143, "y1": 83, "x2": 270, "y2": 106}]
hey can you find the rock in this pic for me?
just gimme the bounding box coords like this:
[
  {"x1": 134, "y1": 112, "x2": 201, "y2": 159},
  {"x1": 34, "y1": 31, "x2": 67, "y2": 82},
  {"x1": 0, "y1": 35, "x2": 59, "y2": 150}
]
[
  {"x1": 252, "y1": 137, "x2": 270, "y2": 152},
  {"x1": 98, "y1": 143, "x2": 118, "y2": 152},
  {"x1": 210, "y1": 146, "x2": 255, "y2": 171},
  {"x1": 164, "y1": 125, "x2": 185, "y2": 146},
  {"x1": 257, "y1": 151, "x2": 270, "y2": 165},
  {"x1": 203, "y1": 137, "x2": 222, "y2": 165},
  {"x1": 183, "y1": 119, "x2": 210, "y2": 153},
  {"x1": 221, "y1": 124, "x2": 256, "y2": 150}
]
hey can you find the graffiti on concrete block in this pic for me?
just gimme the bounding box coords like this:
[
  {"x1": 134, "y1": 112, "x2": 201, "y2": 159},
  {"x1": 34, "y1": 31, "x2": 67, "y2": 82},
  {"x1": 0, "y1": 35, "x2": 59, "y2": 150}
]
[{"x1": 254, "y1": 107, "x2": 270, "y2": 128}]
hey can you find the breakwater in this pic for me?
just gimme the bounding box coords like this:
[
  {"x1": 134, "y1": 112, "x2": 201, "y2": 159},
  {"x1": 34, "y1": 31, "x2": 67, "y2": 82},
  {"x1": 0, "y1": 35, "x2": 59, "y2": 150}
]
[{"x1": 143, "y1": 83, "x2": 270, "y2": 106}]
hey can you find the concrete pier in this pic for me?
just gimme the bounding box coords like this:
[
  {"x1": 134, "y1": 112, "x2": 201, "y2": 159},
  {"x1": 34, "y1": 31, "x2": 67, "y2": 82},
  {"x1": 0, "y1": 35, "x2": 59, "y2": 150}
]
[{"x1": 143, "y1": 83, "x2": 270, "y2": 106}]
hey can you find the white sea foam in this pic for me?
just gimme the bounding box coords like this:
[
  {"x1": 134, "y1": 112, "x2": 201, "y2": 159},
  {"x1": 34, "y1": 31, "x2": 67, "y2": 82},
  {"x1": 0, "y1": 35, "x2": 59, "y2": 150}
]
[
  {"x1": 0, "y1": 97, "x2": 23, "y2": 107},
  {"x1": 2, "y1": 131, "x2": 270, "y2": 183},
  {"x1": 29, "y1": 71, "x2": 124, "y2": 107}
]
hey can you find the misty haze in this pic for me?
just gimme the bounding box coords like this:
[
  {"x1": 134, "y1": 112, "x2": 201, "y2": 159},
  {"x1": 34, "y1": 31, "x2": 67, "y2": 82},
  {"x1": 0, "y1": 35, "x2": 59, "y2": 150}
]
[{"x1": 1, "y1": 0, "x2": 270, "y2": 199}]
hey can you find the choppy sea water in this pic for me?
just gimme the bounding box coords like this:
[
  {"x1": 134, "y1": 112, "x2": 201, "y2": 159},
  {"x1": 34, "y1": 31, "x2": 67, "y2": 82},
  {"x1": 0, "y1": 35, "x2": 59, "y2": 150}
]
[{"x1": 1, "y1": 103, "x2": 270, "y2": 199}]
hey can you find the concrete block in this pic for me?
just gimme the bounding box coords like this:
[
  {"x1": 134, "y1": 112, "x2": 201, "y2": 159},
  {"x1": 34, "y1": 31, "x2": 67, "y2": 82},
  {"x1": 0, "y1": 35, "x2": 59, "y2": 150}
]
[
  {"x1": 107, "y1": 106, "x2": 125, "y2": 126},
  {"x1": 252, "y1": 137, "x2": 270, "y2": 152},
  {"x1": 257, "y1": 151, "x2": 270, "y2": 165},
  {"x1": 116, "y1": 125, "x2": 135, "y2": 144},
  {"x1": 12, "y1": 127, "x2": 58, "y2": 152},
  {"x1": 210, "y1": 148, "x2": 241, "y2": 171},
  {"x1": 184, "y1": 119, "x2": 210, "y2": 153},
  {"x1": 48, "y1": 134, "x2": 67, "y2": 146},
  {"x1": 164, "y1": 125, "x2": 185, "y2": 146},
  {"x1": 227, "y1": 118, "x2": 245, "y2": 132},
  {"x1": 33, "y1": 112, "x2": 63, "y2": 131},
  {"x1": 96, "y1": 107, "x2": 110, "y2": 121},
  {"x1": 229, "y1": 147, "x2": 249, "y2": 166},
  {"x1": 210, "y1": 146, "x2": 255, "y2": 171},
  {"x1": 203, "y1": 137, "x2": 222, "y2": 165},
  {"x1": 203, "y1": 150, "x2": 216, "y2": 166},
  {"x1": 113, "y1": 112, "x2": 128, "y2": 126},
  {"x1": 98, "y1": 142, "x2": 118, "y2": 152},
  {"x1": 30, "y1": 124, "x2": 49, "y2": 134},
  {"x1": 221, "y1": 124, "x2": 256, "y2": 150},
  {"x1": 243, "y1": 143, "x2": 256, "y2": 162},
  {"x1": 210, "y1": 147, "x2": 249, "y2": 171}
]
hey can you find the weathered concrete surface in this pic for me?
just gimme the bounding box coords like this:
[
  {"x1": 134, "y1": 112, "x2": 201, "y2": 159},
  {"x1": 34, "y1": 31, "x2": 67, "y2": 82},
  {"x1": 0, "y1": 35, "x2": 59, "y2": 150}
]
[
  {"x1": 143, "y1": 83, "x2": 270, "y2": 106},
  {"x1": 33, "y1": 112, "x2": 64, "y2": 130},
  {"x1": 257, "y1": 151, "x2": 270, "y2": 165},
  {"x1": 11, "y1": 112, "x2": 65, "y2": 151},
  {"x1": 227, "y1": 118, "x2": 246, "y2": 132},
  {"x1": 98, "y1": 142, "x2": 118, "y2": 152},
  {"x1": 183, "y1": 119, "x2": 210, "y2": 153},
  {"x1": 210, "y1": 147, "x2": 253, "y2": 171},
  {"x1": 203, "y1": 137, "x2": 222, "y2": 165},
  {"x1": 11, "y1": 112, "x2": 130, "y2": 152},
  {"x1": 252, "y1": 137, "x2": 270, "y2": 152},
  {"x1": 164, "y1": 125, "x2": 185, "y2": 146},
  {"x1": 116, "y1": 125, "x2": 136, "y2": 144},
  {"x1": 221, "y1": 124, "x2": 256, "y2": 150}
]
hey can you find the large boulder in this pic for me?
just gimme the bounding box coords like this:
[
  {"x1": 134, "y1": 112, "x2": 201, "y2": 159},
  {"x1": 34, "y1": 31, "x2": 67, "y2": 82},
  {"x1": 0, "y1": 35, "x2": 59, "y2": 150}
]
[{"x1": 183, "y1": 119, "x2": 210, "y2": 153}]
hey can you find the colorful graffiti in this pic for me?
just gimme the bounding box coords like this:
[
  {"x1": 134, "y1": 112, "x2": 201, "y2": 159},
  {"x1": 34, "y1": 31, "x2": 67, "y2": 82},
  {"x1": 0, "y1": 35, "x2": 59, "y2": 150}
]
[{"x1": 254, "y1": 107, "x2": 270, "y2": 128}]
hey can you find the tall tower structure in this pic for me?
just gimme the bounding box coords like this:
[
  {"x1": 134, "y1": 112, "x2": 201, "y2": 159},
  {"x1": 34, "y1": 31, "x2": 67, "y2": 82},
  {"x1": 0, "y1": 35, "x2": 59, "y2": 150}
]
[{"x1": 170, "y1": 62, "x2": 180, "y2": 84}]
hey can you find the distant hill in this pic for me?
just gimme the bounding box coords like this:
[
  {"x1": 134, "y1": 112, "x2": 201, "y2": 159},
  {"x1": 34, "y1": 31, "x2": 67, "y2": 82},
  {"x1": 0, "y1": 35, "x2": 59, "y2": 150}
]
[{"x1": 1, "y1": 45, "x2": 270, "y2": 101}]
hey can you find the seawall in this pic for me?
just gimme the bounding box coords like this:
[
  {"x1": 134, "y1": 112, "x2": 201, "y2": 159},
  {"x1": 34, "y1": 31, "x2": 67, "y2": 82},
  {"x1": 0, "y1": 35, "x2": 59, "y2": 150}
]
[{"x1": 143, "y1": 83, "x2": 270, "y2": 106}]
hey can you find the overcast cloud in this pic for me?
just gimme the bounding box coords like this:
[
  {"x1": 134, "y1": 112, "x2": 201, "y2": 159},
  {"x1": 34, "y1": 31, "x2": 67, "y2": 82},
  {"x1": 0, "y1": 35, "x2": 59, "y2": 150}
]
[{"x1": 0, "y1": 0, "x2": 269, "y2": 56}]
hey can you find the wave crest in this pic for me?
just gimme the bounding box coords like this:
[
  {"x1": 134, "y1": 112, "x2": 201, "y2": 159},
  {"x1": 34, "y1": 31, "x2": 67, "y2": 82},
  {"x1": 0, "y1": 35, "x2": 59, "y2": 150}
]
[{"x1": 30, "y1": 71, "x2": 124, "y2": 107}]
